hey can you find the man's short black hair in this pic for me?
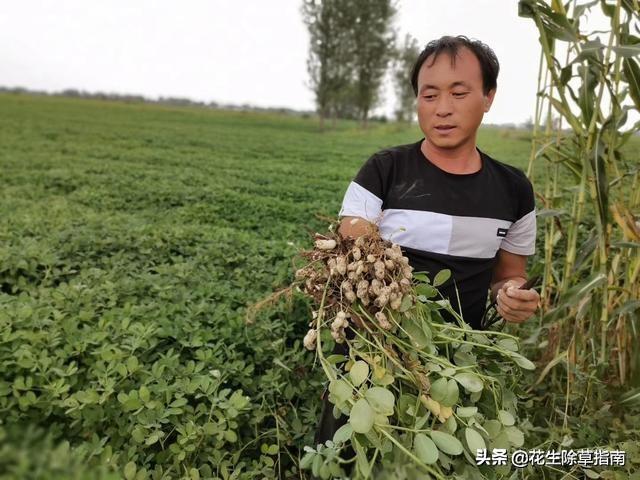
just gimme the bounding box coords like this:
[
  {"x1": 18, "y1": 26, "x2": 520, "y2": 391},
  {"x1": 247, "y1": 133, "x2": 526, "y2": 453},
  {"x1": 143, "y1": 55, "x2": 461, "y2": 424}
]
[{"x1": 410, "y1": 35, "x2": 499, "y2": 96}]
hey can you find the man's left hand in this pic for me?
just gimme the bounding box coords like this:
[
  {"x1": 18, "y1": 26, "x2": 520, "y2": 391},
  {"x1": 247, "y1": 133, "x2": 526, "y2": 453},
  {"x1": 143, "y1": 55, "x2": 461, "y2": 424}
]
[{"x1": 496, "y1": 279, "x2": 540, "y2": 323}]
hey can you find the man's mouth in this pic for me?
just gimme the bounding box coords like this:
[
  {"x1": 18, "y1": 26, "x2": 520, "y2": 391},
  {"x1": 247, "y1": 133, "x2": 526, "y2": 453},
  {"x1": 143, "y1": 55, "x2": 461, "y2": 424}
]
[{"x1": 435, "y1": 125, "x2": 456, "y2": 132}]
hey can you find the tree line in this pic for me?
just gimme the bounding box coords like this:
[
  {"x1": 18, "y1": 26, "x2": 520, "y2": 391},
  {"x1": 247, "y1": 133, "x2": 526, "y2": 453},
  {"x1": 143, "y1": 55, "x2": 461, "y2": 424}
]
[
  {"x1": 302, "y1": 0, "x2": 420, "y2": 128},
  {"x1": 0, "y1": 87, "x2": 319, "y2": 117}
]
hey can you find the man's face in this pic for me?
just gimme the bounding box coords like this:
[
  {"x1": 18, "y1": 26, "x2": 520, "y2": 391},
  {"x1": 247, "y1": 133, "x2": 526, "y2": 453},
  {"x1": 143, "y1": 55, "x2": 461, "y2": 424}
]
[{"x1": 416, "y1": 47, "x2": 495, "y2": 151}]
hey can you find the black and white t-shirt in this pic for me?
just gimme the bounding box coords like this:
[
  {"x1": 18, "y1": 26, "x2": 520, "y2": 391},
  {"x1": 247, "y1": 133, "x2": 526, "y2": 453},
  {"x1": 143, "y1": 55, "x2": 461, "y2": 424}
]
[{"x1": 339, "y1": 139, "x2": 536, "y2": 329}]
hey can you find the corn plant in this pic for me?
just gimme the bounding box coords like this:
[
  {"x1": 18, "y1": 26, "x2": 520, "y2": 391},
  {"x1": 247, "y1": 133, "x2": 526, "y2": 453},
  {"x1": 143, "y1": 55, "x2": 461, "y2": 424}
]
[{"x1": 518, "y1": 0, "x2": 640, "y2": 419}]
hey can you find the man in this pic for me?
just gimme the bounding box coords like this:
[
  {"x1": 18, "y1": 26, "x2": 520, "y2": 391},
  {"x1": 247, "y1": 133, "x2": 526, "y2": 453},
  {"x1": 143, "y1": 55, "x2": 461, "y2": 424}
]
[
  {"x1": 339, "y1": 35, "x2": 540, "y2": 325},
  {"x1": 315, "y1": 35, "x2": 539, "y2": 449}
]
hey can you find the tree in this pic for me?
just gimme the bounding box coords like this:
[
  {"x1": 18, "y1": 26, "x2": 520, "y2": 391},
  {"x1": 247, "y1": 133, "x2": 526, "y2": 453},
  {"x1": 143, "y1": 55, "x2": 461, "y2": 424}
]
[
  {"x1": 392, "y1": 34, "x2": 420, "y2": 123},
  {"x1": 301, "y1": 0, "x2": 353, "y2": 129},
  {"x1": 302, "y1": 0, "x2": 397, "y2": 128},
  {"x1": 347, "y1": 0, "x2": 397, "y2": 128}
]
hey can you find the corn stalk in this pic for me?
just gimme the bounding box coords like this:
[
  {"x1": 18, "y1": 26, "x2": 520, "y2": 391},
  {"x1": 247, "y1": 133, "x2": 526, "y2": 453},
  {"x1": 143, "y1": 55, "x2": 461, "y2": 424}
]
[{"x1": 518, "y1": 0, "x2": 640, "y2": 415}]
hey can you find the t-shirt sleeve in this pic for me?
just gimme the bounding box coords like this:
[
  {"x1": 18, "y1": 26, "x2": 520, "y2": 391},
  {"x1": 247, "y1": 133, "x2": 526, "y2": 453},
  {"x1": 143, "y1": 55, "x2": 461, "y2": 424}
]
[
  {"x1": 338, "y1": 152, "x2": 392, "y2": 222},
  {"x1": 500, "y1": 174, "x2": 536, "y2": 255}
]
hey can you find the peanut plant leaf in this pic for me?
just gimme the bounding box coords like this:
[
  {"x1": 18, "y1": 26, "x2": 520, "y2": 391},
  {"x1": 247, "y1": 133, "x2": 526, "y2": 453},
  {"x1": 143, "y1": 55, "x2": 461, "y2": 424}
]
[
  {"x1": 333, "y1": 424, "x2": 353, "y2": 444},
  {"x1": 505, "y1": 426, "x2": 525, "y2": 447},
  {"x1": 430, "y1": 430, "x2": 463, "y2": 456},
  {"x1": 414, "y1": 433, "x2": 439, "y2": 464},
  {"x1": 496, "y1": 338, "x2": 519, "y2": 352},
  {"x1": 329, "y1": 379, "x2": 353, "y2": 405},
  {"x1": 498, "y1": 410, "x2": 515, "y2": 427},
  {"x1": 429, "y1": 377, "x2": 448, "y2": 403},
  {"x1": 124, "y1": 462, "x2": 137, "y2": 480},
  {"x1": 464, "y1": 428, "x2": 486, "y2": 456},
  {"x1": 349, "y1": 399, "x2": 375, "y2": 434},
  {"x1": 402, "y1": 318, "x2": 430, "y2": 348},
  {"x1": 364, "y1": 387, "x2": 395, "y2": 416},
  {"x1": 509, "y1": 352, "x2": 536, "y2": 370},
  {"x1": 433, "y1": 269, "x2": 451, "y2": 287},
  {"x1": 456, "y1": 406, "x2": 478, "y2": 418},
  {"x1": 349, "y1": 361, "x2": 369, "y2": 387},
  {"x1": 453, "y1": 373, "x2": 484, "y2": 393},
  {"x1": 440, "y1": 379, "x2": 459, "y2": 407}
]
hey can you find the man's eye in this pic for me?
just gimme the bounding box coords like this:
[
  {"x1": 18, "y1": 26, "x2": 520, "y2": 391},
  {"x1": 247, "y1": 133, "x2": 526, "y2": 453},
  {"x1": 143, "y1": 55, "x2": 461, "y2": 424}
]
[
  {"x1": 453, "y1": 92, "x2": 469, "y2": 97},
  {"x1": 422, "y1": 95, "x2": 436, "y2": 100}
]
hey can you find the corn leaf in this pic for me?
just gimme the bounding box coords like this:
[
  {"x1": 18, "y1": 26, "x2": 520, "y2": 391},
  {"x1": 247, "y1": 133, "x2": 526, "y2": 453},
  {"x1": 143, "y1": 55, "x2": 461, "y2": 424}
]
[{"x1": 623, "y1": 58, "x2": 640, "y2": 110}]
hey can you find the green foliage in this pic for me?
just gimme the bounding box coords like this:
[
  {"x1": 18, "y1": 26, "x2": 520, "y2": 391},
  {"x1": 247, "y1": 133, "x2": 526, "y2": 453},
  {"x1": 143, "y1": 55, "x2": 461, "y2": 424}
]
[
  {"x1": 518, "y1": 0, "x2": 640, "y2": 388},
  {"x1": 301, "y1": 0, "x2": 397, "y2": 125},
  {"x1": 300, "y1": 264, "x2": 534, "y2": 478},
  {"x1": 514, "y1": 2, "x2": 640, "y2": 478},
  {"x1": 1, "y1": 93, "x2": 638, "y2": 478},
  {"x1": 0, "y1": 95, "x2": 361, "y2": 478},
  {"x1": 392, "y1": 33, "x2": 421, "y2": 123}
]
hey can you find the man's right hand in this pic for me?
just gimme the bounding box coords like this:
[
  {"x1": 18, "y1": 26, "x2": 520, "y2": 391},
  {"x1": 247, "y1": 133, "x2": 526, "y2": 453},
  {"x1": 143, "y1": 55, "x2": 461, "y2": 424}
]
[{"x1": 338, "y1": 216, "x2": 373, "y2": 239}]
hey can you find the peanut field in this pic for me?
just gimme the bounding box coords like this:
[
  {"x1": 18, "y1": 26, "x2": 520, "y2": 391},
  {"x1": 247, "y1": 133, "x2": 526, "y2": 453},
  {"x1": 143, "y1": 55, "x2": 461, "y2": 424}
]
[{"x1": 1, "y1": 93, "x2": 638, "y2": 479}]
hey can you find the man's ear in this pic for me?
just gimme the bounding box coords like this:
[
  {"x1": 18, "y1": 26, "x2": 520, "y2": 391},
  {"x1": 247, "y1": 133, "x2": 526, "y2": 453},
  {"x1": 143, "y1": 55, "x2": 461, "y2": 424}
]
[{"x1": 484, "y1": 88, "x2": 496, "y2": 112}]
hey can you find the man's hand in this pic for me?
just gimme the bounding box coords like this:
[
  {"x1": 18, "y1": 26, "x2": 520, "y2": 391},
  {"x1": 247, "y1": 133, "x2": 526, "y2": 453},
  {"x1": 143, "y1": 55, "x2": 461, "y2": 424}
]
[
  {"x1": 490, "y1": 250, "x2": 539, "y2": 324},
  {"x1": 338, "y1": 216, "x2": 373, "y2": 239},
  {"x1": 495, "y1": 279, "x2": 540, "y2": 324}
]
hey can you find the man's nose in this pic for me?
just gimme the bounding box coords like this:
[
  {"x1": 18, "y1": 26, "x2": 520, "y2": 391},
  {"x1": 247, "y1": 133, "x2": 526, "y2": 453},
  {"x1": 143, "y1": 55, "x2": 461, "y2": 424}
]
[{"x1": 435, "y1": 95, "x2": 453, "y2": 116}]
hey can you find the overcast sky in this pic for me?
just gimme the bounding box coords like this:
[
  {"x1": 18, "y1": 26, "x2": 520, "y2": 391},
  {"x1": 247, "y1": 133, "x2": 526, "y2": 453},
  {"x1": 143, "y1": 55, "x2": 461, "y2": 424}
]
[{"x1": 0, "y1": 0, "x2": 613, "y2": 124}]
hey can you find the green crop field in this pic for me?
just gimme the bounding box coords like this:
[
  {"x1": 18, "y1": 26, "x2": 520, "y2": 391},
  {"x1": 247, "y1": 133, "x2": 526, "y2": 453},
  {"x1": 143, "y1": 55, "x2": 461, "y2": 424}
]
[
  {"x1": 1, "y1": 93, "x2": 636, "y2": 479},
  {"x1": 0, "y1": 93, "x2": 533, "y2": 478}
]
